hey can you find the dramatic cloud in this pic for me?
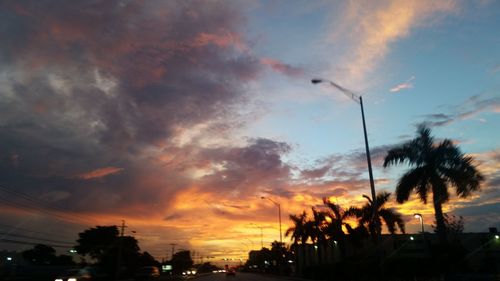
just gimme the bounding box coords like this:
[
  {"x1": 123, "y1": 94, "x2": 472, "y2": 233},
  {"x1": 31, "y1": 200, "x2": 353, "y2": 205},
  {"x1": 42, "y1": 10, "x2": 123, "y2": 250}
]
[
  {"x1": 390, "y1": 76, "x2": 415, "y2": 93},
  {"x1": 0, "y1": 0, "x2": 268, "y2": 224},
  {"x1": 0, "y1": 0, "x2": 497, "y2": 260}
]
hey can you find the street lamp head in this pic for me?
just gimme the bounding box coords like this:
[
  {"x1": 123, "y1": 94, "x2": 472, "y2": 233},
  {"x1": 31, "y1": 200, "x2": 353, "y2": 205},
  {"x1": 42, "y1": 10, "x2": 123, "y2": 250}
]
[
  {"x1": 311, "y1": 79, "x2": 323, "y2": 84},
  {"x1": 414, "y1": 213, "x2": 422, "y2": 219}
]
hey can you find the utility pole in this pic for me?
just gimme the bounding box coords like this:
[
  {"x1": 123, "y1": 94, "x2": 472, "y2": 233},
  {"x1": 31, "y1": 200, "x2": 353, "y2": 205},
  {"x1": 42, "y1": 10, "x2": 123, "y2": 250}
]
[
  {"x1": 115, "y1": 220, "x2": 126, "y2": 280},
  {"x1": 169, "y1": 243, "x2": 177, "y2": 260},
  {"x1": 259, "y1": 227, "x2": 263, "y2": 249},
  {"x1": 261, "y1": 196, "x2": 282, "y2": 245}
]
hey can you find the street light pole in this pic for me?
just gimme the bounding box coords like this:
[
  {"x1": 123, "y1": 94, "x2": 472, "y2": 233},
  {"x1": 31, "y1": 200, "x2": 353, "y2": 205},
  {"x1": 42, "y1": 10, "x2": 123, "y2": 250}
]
[
  {"x1": 414, "y1": 213, "x2": 424, "y2": 234},
  {"x1": 261, "y1": 196, "x2": 282, "y2": 245},
  {"x1": 360, "y1": 96, "x2": 377, "y2": 209},
  {"x1": 312, "y1": 79, "x2": 378, "y2": 237}
]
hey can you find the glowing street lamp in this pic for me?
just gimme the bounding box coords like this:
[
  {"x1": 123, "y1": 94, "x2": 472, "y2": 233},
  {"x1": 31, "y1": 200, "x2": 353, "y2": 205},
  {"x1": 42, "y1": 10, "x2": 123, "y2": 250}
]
[{"x1": 414, "y1": 213, "x2": 424, "y2": 234}]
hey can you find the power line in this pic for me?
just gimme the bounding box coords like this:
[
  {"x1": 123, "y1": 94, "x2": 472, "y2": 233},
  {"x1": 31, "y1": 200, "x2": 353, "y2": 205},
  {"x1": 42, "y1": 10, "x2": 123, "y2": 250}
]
[
  {"x1": 0, "y1": 185, "x2": 97, "y2": 223},
  {"x1": 0, "y1": 197, "x2": 89, "y2": 225},
  {"x1": 0, "y1": 238, "x2": 72, "y2": 248},
  {"x1": 0, "y1": 185, "x2": 97, "y2": 225},
  {"x1": 0, "y1": 232, "x2": 74, "y2": 246},
  {"x1": 0, "y1": 223, "x2": 73, "y2": 240}
]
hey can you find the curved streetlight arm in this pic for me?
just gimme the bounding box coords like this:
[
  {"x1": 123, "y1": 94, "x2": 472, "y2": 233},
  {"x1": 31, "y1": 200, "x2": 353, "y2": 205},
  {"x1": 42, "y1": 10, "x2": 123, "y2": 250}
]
[
  {"x1": 414, "y1": 213, "x2": 425, "y2": 234},
  {"x1": 261, "y1": 196, "x2": 279, "y2": 206},
  {"x1": 311, "y1": 79, "x2": 360, "y2": 104}
]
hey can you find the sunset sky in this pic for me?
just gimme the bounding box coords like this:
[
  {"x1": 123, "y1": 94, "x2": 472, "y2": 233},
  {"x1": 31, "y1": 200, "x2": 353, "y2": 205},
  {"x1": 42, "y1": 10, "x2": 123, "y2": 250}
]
[{"x1": 0, "y1": 0, "x2": 499, "y2": 262}]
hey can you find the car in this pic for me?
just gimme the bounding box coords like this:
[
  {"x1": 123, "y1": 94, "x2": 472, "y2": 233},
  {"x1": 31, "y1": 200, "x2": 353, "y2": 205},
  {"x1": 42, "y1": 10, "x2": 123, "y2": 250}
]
[
  {"x1": 55, "y1": 268, "x2": 93, "y2": 281},
  {"x1": 134, "y1": 266, "x2": 160, "y2": 280},
  {"x1": 225, "y1": 266, "x2": 235, "y2": 277}
]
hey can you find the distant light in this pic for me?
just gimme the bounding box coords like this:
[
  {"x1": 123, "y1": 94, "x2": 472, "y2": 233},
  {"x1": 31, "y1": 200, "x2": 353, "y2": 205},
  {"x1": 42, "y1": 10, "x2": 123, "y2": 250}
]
[
  {"x1": 69, "y1": 249, "x2": 77, "y2": 253},
  {"x1": 182, "y1": 272, "x2": 186, "y2": 275},
  {"x1": 288, "y1": 260, "x2": 293, "y2": 263},
  {"x1": 410, "y1": 236, "x2": 414, "y2": 241},
  {"x1": 333, "y1": 240, "x2": 338, "y2": 245},
  {"x1": 68, "y1": 278, "x2": 77, "y2": 281},
  {"x1": 213, "y1": 270, "x2": 218, "y2": 273},
  {"x1": 6, "y1": 257, "x2": 12, "y2": 261},
  {"x1": 55, "y1": 279, "x2": 63, "y2": 281},
  {"x1": 414, "y1": 214, "x2": 422, "y2": 219},
  {"x1": 495, "y1": 235, "x2": 499, "y2": 240},
  {"x1": 314, "y1": 245, "x2": 318, "y2": 250}
]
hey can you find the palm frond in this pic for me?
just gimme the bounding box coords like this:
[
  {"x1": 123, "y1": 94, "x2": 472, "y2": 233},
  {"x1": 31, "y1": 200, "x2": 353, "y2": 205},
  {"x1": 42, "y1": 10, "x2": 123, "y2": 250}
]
[
  {"x1": 396, "y1": 167, "x2": 426, "y2": 203},
  {"x1": 379, "y1": 208, "x2": 405, "y2": 234}
]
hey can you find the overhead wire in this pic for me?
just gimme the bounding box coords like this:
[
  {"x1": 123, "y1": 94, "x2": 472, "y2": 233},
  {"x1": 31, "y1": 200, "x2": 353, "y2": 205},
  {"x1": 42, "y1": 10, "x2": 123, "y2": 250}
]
[
  {"x1": 0, "y1": 185, "x2": 98, "y2": 225},
  {"x1": 0, "y1": 238, "x2": 72, "y2": 248},
  {"x1": 0, "y1": 232, "x2": 75, "y2": 246},
  {"x1": 0, "y1": 223, "x2": 72, "y2": 240}
]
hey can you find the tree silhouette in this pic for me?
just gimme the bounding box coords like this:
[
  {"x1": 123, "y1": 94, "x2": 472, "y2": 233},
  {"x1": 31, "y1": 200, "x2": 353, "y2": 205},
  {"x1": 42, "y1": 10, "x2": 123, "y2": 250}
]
[
  {"x1": 383, "y1": 125, "x2": 483, "y2": 243},
  {"x1": 285, "y1": 211, "x2": 308, "y2": 245},
  {"x1": 286, "y1": 211, "x2": 309, "y2": 273},
  {"x1": 322, "y1": 198, "x2": 354, "y2": 257},
  {"x1": 75, "y1": 225, "x2": 141, "y2": 276},
  {"x1": 304, "y1": 207, "x2": 328, "y2": 265},
  {"x1": 75, "y1": 226, "x2": 119, "y2": 262},
  {"x1": 21, "y1": 244, "x2": 75, "y2": 266},
  {"x1": 22, "y1": 244, "x2": 56, "y2": 265},
  {"x1": 348, "y1": 192, "x2": 405, "y2": 239},
  {"x1": 305, "y1": 207, "x2": 327, "y2": 245}
]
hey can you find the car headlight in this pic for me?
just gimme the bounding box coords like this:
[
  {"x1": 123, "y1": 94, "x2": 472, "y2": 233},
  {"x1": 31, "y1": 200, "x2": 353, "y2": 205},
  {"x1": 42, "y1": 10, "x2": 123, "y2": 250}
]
[
  {"x1": 55, "y1": 279, "x2": 63, "y2": 281},
  {"x1": 68, "y1": 278, "x2": 77, "y2": 281}
]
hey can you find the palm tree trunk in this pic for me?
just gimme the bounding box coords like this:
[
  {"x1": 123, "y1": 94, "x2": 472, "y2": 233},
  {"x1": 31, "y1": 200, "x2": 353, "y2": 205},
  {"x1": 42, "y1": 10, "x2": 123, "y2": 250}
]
[{"x1": 433, "y1": 198, "x2": 447, "y2": 245}]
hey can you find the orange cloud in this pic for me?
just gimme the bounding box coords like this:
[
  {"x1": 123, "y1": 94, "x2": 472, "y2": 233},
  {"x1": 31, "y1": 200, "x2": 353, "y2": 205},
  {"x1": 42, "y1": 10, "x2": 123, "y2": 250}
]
[
  {"x1": 75, "y1": 167, "x2": 123, "y2": 180},
  {"x1": 328, "y1": 0, "x2": 456, "y2": 87},
  {"x1": 260, "y1": 58, "x2": 304, "y2": 78}
]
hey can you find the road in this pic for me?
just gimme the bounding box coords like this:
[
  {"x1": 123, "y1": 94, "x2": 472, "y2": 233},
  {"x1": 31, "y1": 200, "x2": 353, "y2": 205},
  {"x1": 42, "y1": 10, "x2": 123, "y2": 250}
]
[{"x1": 184, "y1": 272, "x2": 295, "y2": 281}]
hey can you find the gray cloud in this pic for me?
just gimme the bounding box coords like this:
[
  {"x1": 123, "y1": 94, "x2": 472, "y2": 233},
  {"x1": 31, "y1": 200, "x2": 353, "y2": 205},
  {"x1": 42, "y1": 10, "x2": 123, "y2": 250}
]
[
  {"x1": 0, "y1": 0, "x2": 265, "y2": 217},
  {"x1": 419, "y1": 93, "x2": 500, "y2": 127}
]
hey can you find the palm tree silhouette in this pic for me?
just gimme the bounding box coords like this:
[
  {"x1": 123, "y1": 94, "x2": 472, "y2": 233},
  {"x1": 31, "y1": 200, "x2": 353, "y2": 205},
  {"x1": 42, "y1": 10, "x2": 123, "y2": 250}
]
[
  {"x1": 285, "y1": 211, "x2": 308, "y2": 245},
  {"x1": 304, "y1": 207, "x2": 328, "y2": 265},
  {"x1": 348, "y1": 192, "x2": 405, "y2": 239},
  {"x1": 322, "y1": 198, "x2": 352, "y2": 258},
  {"x1": 305, "y1": 207, "x2": 327, "y2": 245},
  {"x1": 286, "y1": 211, "x2": 311, "y2": 272},
  {"x1": 383, "y1": 125, "x2": 483, "y2": 244}
]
